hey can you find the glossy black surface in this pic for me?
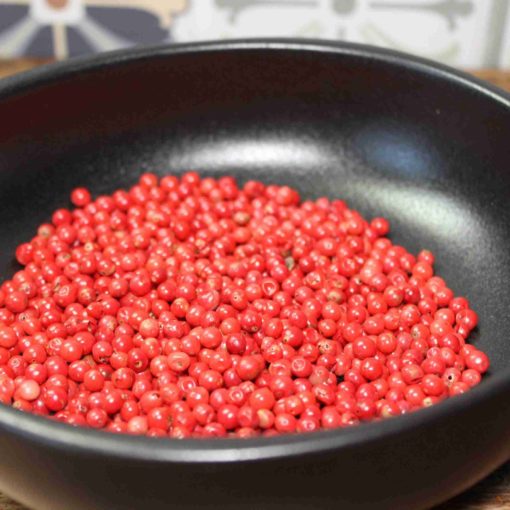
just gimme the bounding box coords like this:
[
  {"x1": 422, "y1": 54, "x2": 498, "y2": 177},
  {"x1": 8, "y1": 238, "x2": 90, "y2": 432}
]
[{"x1": 0, "y1": 41, "x2": 509, "y2": 510}]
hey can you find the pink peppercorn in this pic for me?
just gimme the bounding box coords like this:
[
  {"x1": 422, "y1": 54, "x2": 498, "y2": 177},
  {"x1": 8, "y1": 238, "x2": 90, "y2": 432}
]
[{"x1": 0, "y1": 173, "x2": 489, "y2": 437}]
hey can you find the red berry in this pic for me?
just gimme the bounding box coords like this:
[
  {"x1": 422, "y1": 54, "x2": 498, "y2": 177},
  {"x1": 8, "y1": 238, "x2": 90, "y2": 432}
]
[
  {"x1": 0, "y1": 327, "x2": 17, "y2": 348},
  {"x1": 465, "y1": 350, "x2": 489, "y2": 374},
  {"x1": 0, "y1": 174, "x2": 487, "y2": 437},
  {"x1": 70, "y1": 187, "x2": 92, "y2": 207}
]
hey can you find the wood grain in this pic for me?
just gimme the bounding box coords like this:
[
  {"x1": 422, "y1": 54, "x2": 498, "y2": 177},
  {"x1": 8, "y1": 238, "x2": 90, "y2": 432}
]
[
  {"x1": 0, "y1": 58, "x2": 51, "y2": 79},
  {"x1": 0, "y1": 58, "x2": 508, "y2": 510},
  {"x1": 473, "y1": 70, "x2": 510, "y2": 93},
  {"x1": 0, "y1": 493, "x2": 25, "y2": 510}
]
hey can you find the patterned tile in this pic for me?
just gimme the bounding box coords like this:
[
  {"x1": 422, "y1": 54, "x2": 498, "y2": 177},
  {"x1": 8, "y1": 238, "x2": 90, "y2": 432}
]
[
  {"x1": 496, "y1": 0, "x2": 510, "y2": 68},
  {"x1": 0, "y1": 0, "x2": 186, "y2": 58},
  {"x1": 0, "y1": 0, "x2": 508, "y2": 68},
  {"x1": 173, "y1": 0, "x2": 502, "y2": 68}
]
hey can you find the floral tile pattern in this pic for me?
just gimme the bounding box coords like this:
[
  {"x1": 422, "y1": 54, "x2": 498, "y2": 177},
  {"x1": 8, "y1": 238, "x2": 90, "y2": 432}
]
[
  {"x1": 0, "y1": 0, "x2": 186, "y2": 59},
  {"x1": 0, "y1": 0, "x2": 508, "y2": 68}
]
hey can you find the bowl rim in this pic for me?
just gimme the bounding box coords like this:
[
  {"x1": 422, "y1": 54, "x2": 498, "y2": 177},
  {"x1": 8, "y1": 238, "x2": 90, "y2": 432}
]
[{"x1": 0, "y1": 38, "x2": 509, "y2": 464}]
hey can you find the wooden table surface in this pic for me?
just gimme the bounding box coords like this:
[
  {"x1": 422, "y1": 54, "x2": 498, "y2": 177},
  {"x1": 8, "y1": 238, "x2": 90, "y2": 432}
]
[{"x1": 0, "y1": 58, "x2": 508, "y2": 510}]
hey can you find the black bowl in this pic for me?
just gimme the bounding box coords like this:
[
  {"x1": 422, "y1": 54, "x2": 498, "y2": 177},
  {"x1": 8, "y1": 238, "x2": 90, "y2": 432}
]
[{"x1": 0, "y1": 40, "x2": 509, "y2": 510}]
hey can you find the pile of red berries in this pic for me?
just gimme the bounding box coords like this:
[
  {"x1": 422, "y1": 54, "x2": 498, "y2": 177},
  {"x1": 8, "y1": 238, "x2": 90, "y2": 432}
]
[{"x1": 0, "y1": 173, "x2": 489, "y2": 438}]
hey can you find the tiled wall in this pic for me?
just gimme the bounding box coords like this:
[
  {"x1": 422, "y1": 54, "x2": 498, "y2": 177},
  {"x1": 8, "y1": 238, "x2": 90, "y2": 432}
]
[{"x1": 0, "y1": 0, "x2": 508, "y2": 68}]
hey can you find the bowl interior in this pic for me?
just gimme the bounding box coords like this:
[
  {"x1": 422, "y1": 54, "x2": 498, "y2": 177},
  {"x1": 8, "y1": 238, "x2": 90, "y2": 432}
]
[{"x1": 0, "y1": 43, "x2": 509, "y2": 375}]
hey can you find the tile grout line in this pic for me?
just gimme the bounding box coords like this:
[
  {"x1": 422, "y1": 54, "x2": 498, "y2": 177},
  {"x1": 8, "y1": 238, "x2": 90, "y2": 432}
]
[{"x1": 483, "y1": 0, "x2": 510, "y2": 68}]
